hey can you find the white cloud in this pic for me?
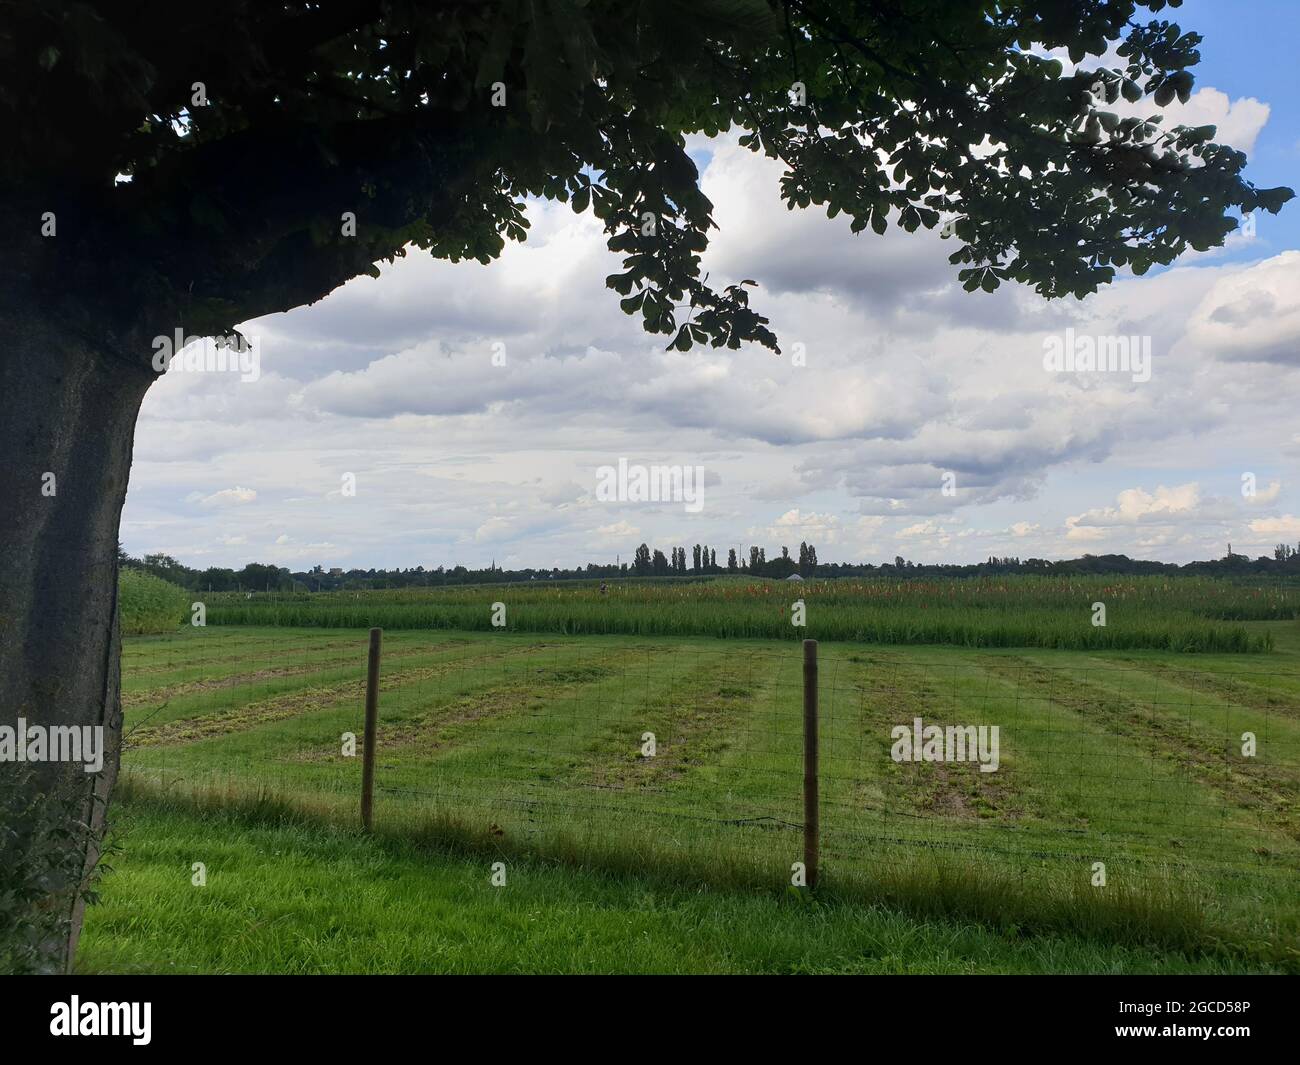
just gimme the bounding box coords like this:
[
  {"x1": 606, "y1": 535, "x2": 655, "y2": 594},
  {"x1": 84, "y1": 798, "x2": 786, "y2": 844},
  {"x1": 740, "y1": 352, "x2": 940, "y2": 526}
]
[
  {"x1": 120, "y1": 121, "x2": 1296, "y2": 570},
  {"x1": 596, "y1": 520, "x2": 639, "y2": 539},
  {"x1": 1185, "y1": 252, "x2": 1300, "y2": 366},
  {"x1": 191, "y1": 486, "x2": 257, "y2": 507},
  {"x1": 897, "y1": 520, "x2": 941, "y2": 538},
  {"x1": 473, "y1": 517, "x2": 513, "y2": 542},
  {"x1": 1064, "y1": 522, "x2": 1108, "y2": 542},
  {"x1": 1248, "y1": 515, "x2": 1300, "y2": 536},
  {"x1": 1243, "y1": 480, "x2": 1282, "y2": 506},
  {"x1": 1127, "y1": 86, "x2": 1270, "y2": 155},
  {"x1": 1069, "y1": 483, "x2": 1203, "y2": 527}
]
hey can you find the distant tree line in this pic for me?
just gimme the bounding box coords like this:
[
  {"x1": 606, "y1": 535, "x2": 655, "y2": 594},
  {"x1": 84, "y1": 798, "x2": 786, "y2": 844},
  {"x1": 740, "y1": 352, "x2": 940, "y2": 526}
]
[{"x1": 119, "y1": 540, "x2": 1300, "y2": 593}]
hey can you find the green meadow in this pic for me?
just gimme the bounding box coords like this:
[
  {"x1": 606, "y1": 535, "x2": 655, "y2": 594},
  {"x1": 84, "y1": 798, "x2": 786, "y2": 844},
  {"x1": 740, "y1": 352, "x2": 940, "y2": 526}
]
[{"x1": 83, "y1": 589, "x2": 1300, "y2": 974}]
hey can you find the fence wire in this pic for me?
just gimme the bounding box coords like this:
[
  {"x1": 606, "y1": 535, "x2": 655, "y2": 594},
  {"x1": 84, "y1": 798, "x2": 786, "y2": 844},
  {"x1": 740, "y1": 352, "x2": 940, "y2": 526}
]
[{"x1": 119, "y1": 627, "x2": 1300, "y2": 905}]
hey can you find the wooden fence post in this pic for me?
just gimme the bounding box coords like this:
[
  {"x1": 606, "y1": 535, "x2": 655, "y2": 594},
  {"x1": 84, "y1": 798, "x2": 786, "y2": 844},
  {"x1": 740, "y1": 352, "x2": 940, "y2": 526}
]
[
  {"x1": 803, "y1": 637, "x2": 819, "y2": 890},
  {"x1": 360, "y1": 627, "x2": 382, "y2": 831}
]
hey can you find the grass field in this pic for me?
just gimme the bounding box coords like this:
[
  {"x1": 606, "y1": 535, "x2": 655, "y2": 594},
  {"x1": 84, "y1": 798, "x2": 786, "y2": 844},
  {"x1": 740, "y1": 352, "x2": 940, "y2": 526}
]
[
  {"x1": 202, "y1": 574, "x2": 1299, "y2": 652},
  {"x1": 86, "y1": 604, "x2": 1300, "y2": 973},
  {"x1": 78, "y1": 796, "x2": 1275, "y2": 975}
]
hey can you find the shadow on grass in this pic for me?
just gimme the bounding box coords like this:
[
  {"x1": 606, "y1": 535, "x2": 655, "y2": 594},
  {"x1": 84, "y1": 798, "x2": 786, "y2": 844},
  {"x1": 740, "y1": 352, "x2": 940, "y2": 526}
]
[{"x1": 113, "y1": 772, "x2": 1299, "y2": 973}]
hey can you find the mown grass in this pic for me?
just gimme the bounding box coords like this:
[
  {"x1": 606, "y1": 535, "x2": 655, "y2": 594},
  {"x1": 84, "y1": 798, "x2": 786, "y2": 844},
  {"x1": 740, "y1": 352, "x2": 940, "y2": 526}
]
[
  {"x1": 102, "y1": 623, "x2": 1300, "y2": 973},
  {"x1": 79, "y1": 789, "x2": 1286, "y2": 974},
  {"x1": 201, "y1": 575, "x2": 1294, "y2": 652}
]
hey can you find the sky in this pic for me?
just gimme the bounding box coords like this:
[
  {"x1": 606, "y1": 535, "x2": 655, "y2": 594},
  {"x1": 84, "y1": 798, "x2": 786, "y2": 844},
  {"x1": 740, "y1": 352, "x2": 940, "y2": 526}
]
[{"x1": 121, "y1": 3, "x2": 1300, "y2": 573}]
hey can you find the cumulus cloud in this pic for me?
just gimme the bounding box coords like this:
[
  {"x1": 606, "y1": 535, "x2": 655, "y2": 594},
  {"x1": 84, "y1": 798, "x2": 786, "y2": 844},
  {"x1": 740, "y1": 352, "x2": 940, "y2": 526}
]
[
  {"x1": 1146, "y1": 87, "x2": 1270, "y2": 156},
  {"x1": 1243, "y1": 480, "x2": 1282, "y2": 506},
  {"x1": 1051, "y1": 45, "x2": 1271, "y2": 156},
  {"x1": 191, "y1": 486, "x2": 257, "y2": 507},
  {"x1": 596, "y1": 520, "x2": 639, "y2": 539},
  {"x1": 1184, "y1": 252, "x2": 1300, "y2": 365},
  {"x1": 898, "y1": 520, "x2": 944, "y2": 538},
  {"x1": 1069, "y1": 483, "x2": 1204, "y2": 527},
  {"x1": 1248, "y1": 515, "x2": 1300, "y2": 536},
  {"x1": 121, "y1": 114, "x2": 1296, "y2": 570}
]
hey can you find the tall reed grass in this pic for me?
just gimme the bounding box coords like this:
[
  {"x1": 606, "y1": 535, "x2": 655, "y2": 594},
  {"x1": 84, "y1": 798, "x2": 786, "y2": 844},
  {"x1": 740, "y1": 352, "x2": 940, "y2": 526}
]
[
  {"x1": 118, "y1": 568, "x2": 189, "y2": 635},
  {"x1": 202, "y1": 575, "x2": 1288, "y2": 652}
]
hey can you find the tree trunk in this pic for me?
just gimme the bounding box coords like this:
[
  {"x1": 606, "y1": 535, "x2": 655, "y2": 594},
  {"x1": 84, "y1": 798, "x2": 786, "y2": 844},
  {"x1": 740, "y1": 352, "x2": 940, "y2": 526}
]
[{"x1": 0, "y1": 300, "x2": 152, "y2": 972}]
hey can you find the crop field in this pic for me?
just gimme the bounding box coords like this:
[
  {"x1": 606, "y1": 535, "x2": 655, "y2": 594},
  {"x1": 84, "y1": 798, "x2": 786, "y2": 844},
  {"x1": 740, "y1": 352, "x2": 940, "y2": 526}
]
[
  {"x1": 98, "y1": 609, "x2": 1300, "y2": 972},
  {"x1": 202, "y1": 575, "x2": 1297, "y2": 652},
  {"x1": 118, "y1": 568, "x2": 191, "y2": 636}
]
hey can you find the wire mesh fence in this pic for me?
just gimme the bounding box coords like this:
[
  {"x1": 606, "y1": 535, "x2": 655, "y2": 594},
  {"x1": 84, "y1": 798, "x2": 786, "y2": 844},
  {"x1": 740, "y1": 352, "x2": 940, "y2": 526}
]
[{"x1": 119, "y1": 626, "x2": 1300, "y2": 911}]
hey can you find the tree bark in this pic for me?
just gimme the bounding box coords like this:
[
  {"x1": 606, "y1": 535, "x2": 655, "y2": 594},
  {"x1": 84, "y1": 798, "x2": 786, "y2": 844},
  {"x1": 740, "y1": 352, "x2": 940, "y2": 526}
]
[{"x1": 0, "y1": 298, "x2": 153, "y2": 971}]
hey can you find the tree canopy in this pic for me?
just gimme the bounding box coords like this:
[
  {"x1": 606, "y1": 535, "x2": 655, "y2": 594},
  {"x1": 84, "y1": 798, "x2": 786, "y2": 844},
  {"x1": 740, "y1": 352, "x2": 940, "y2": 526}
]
[{"x1": 5, "y1": 0, "x2": 1290, "y2": 362}]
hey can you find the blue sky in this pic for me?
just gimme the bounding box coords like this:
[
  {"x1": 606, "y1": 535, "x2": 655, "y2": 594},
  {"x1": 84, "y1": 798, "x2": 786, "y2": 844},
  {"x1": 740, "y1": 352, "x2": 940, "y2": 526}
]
[
  {"x1": 1163, "y1": 0, "x2": 1299, "y2": 257},
  {"x1": 122, "y1": 7, "x2": 1300, "y2": 572}
]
